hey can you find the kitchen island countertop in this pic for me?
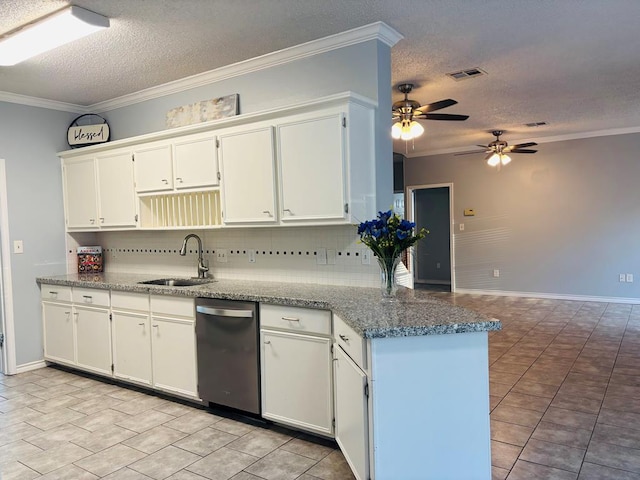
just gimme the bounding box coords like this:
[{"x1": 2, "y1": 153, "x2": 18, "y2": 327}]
[{"x1": 36, "y1": 273, "x2": 501, "y2": 339}]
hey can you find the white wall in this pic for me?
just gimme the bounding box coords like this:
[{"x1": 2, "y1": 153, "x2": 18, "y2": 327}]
[
  {"x1": 404, "y1": 132, "x2": 640, "y2": 300},
  {"x1": 0, "y1": 102, "x2": 75, "y2": 366}
]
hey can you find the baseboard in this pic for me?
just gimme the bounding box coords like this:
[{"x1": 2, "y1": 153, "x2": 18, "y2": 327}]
[
  {"x1": 416, "y1": 280, "x2": 451, "y2": 285},
  {"x1": 454, "y1": 288, "x2": 640, "y2": 304},
  {"x1": 15, "y1": 360, "x2": 48, "y2": 374}
]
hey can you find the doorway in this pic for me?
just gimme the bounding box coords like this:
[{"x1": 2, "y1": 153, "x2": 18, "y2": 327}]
[
  {"x1": 406, "y1": 183, "x2": 454, "y2": 292},
  {"x1": 0, "y1": 159, "x2": 15, "y2": 374}
]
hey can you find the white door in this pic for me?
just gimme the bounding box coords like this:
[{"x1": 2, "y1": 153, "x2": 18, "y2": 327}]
[
  {"x1": 96, "y1": 151, "x2": 137, "y2": 227},
  {"x1": 334, "y1": 345, "x2": 369, "y2": 480},
  {"x1": 63, "y1": 157, "x2": 99, "y2": 229},
  {"x1": 174, "y1": 135, "x2": 218, "y2": 189},
  {"x1": 151, "y1": 316, "x2": 198, "y2": 398},
  {"x1": 134, "y1": 143, "x2": 173, "y2": 192},
  {"x1": 112, "y1": 310, "x2": 152, "y2": 386},
  {"x1": 261, "y1": 330, "x2": 333, "y2": 435},
  {"x1": 74, "y1": 306, "x2": 112, "y2": 376},
  {"x1": 43, "y1": 302, "x2": 75, "y2": 365},
  {"x1": 219, "y1": 127, "x2": 277, "y2": 224},
  {"x1": 277, "y1": 113, "x2": 346, "y2": 222}
]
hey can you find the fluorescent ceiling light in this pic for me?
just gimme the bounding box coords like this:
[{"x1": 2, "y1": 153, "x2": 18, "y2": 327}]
[{"x1": 0, "y1": 6, "x2": 109, "y2": 66}]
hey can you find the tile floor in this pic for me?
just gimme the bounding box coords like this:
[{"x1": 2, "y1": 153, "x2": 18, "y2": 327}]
[{"x1": 2, "y1": 292, "x2": 640, "y2": 479}]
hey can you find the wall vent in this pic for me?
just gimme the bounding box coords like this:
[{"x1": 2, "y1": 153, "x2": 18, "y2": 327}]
[
  {"x1": 525, "y1": 121, "x2": 548, "y2": 127},
  {"x1": 446, "y1": 67, "x2": 487, "y2": 81}
]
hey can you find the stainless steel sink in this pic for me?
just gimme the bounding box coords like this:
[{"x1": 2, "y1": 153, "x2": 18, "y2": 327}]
[{"x1": 138, "y1": 278, "x2": 214, "y2": 287}]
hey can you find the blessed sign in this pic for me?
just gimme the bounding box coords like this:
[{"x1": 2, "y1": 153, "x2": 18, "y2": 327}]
[{"x1": 67, "y1": 123, "x2": 110, "y2": 147}]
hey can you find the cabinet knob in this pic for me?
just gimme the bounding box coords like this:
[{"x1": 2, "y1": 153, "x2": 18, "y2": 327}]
[{"x1": 339, "y1": 334, "x2": 350, "y2": 343}]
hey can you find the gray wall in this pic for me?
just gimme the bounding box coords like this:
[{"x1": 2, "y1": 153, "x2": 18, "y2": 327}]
[
  {"x1": 101, "y1": 40, "x2": 393, "y2": 211},
  {"x1": 0, "y1": 102, "x2": 73, "y2": 366},
  {"x1": 404, "y1": 132, "x2": 640, "y2": 299}
]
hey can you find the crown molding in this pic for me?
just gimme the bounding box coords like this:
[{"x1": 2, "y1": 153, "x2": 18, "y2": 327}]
[
  {"x1": 0, "y1": 91, "x2": 87, "y2": 113},
  {"x1": 90, "y1": 21, "x2": 403, "y2": 113},
  {"x1": 403, "y1": 125, "x2": 640, "y2": 158}
]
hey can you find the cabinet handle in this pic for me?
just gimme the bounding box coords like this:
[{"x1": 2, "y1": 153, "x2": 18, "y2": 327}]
[
  {"x1": 283, "y1": 208, "x2": 293, "y2": 215},
  {"x1": 138, "y1": 323, "x2": 145, "y2": 326},
  {"x1": 262, "y1": 210, "x2": 272, "y2": 217},
  {"x1": 152, "y1": 324, "x2": 159, "y2": 328},
  {"x1": 264, "y1": 340, "x2": 271, "y2": 344},
  {"x1": 162, "y1": 179, "x2": 168, "y2": 184},
  {"x1": 82, "y1": 295, "x2": 93, "y2": 303},
  {"x1": 99, "y1": 217, "x2": 104, "y2": 223},
  {"x1": 89, "y1": 218, "x2": 95, "y2": 224},
  {"x1": 281, "y1": 316, "x2": 300, "y2": 322},
  {"x1": 49, "y1": 291, "x2": 58, "y2": 297},
  {"x1": 176, "y1": 177, "x2": 183, "y2": 183},
  {"x1": 339, "y1": 334, "x2": 350, "y2": 343}
]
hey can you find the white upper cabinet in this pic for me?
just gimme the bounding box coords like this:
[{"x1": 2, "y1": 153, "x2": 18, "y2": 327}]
[
  {"x1": 277, "y1": 112, "x2": 346, "y2": 223},
  {"x1": 134, "y1": 142, "x2": 173, "y2": 193},
  {"x1": 63, "y1": 150, "x2": 137, "y2": 230},
  {"x1": 96, "y1": 151, "x2": 137, "y2": 227},
  {"x1": 173, "y1": 133, "x2": 219, "y2": 190},
  {"x1": 134, "y1": 134, "x2": 218, "y2": 194},
  {"x1": 219, "y1": 126, "x2": 278, "y2": 224}
]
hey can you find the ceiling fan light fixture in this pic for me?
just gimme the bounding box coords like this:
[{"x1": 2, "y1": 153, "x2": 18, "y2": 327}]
[
  {"x1": 500, "y1": 154, "x2": 512, "y2": 166},
  {"x1": 392, "y1": 119, "x2": 424, "y2": 141},
  {"x1": 0, "y1": 6, "x2": 109, "y2": 66},
  {"x1": 487, "y1": 153, "x2": 501, "y2": 167}
]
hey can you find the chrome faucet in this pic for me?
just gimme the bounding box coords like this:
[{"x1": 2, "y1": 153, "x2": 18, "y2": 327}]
[{"x1": 179, "y1": 234, "x2": 209, "y2": 278}]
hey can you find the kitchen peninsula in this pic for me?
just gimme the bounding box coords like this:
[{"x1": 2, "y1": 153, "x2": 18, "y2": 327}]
[{"x1": 37, "y1": 273, "x2": 500, "y2": 480}]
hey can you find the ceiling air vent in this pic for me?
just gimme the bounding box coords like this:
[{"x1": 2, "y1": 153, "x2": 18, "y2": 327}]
[
  {"x1": 446, "y1": 67, "x2": 487, "y2": 81},
  {"x1": 525, "y1": 121, "x2": 548, "y2": 127}
]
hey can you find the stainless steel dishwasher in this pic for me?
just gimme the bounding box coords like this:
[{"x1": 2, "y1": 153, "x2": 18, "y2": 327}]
[{"x1": 195, "y1": 298, "x2": 260, "y2": 414}]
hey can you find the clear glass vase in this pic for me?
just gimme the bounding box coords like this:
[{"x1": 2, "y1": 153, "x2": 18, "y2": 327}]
[{"x1": 378, "y1": 255, "x2": 401, "y2": 299}]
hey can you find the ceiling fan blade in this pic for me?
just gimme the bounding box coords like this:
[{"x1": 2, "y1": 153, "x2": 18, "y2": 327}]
[
  {"x1": 415, "y1": 98, "x2": 458, "y2": 113},
  {"x1": 454, "y1": 149, "x2": 489, "y2": 156},
  {"x1": 476, "y1": 144, "x2": 490, "y2": 149},
  {"x1": 512, "y1": 142, "x2": 538, "y2": 149},
  {"x1": 509, "y1": 149, "x2": 537, "y2": 154},
  {"x1": 421, "y1": 113, "x2": 469, "y2": 121}
]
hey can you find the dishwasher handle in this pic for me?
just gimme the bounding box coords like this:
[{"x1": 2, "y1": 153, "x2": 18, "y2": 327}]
[{"x1": 196, "y1": 305, "x2": 254, "y2": 318}]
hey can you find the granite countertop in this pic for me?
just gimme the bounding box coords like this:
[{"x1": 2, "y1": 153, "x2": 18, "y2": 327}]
[{"x1": 36, "y1": 273, "x2": 501, "y2": 339}]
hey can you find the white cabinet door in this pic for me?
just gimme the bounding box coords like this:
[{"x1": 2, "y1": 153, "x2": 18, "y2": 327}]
[
  {"x1": 134, "y1": 143, "x2": 173, "y2": 192},
  {"x1": 261, "y1": 330, "x2": 333, "y2": 435},
  {"x1": 96, "y1": 151, "x2": 137, "y2": 227},
  {"x1": 219, "y1": 127, "x2": 277, "y2": 224},
  {"x1": 151, "y1": 316, "x2": 198, "y2": 398},
  {"x1": 334, "y1": 345, "x2": 369, "y2": 480},
  {"x1": 74, "y1": 306, "x2": 112, "y2": 376},
  {"x1": 277, "y1": 113, "x2": 346, "y2": 222},
  {"x1": 112, "y1": 311, "x2": 152, "y2": 386},
  {"x1": 63, "y1": 157, "x2": 99, "y2": 229},
  {"x1": 42, "y1": 302, "x2": 75, "y2": 365},
  {"x1": 174, "y1": 135, "x2": 218, "y2": 189}
]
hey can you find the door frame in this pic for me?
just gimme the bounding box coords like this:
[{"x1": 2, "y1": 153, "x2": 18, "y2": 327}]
[
  {"x1": 0, "y1": 159, "x2": 16, "y2": 374},
  {"x1": 405, "y1": 183, "x2": 455, "y2": 292}
]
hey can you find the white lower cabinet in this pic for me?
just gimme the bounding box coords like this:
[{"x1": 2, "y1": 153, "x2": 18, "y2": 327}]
[
  {"x1": 74, "y1": 306, "x2": 112, "y2": 376},
  {"x1": 261, "y1": 330, "x2": 333, "y2": 435},
  {"x1": 42, "y1": 301, "x2": 75, "y2": 365},
  {"x1": 334, "y1": 345, "x2": 369, "y2": 480},
  {"x1": 112, "y1": 310, "x2": 152, "y2": 386}
]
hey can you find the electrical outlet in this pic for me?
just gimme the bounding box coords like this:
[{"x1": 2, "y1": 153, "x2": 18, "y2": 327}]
[
  {"x1": 493, "y1": 269, "x2": 500, "y2": 278},
  {"x1": 216, "y1": 249, "x2": 228, "y2": 263},
  {"x1": 627, "y1": 273, "x2": 634, "y2": 283},
  {"x1": 248, "y1": 250, "x2": 256, "y2": 263},
  {"x1": 327, "y1": 249, "x2": 336, "y2": 265},
  {"x1": 316, "y1": 248, "x2": 327, "y2": 265},
  {"x1": 459, "y1": 223, "x2": 465, "y2": 231},
  {"x1": 620, "y1": 274, "x2": 627, "y2": 282},
  {"x1": 362, "y1": 249, "x2": 371, "y2": 265}
]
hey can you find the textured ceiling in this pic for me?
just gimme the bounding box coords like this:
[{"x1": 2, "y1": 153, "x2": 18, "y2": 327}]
[{"x1": 1, "y1": 0, "x2": 640, "y2": 156}]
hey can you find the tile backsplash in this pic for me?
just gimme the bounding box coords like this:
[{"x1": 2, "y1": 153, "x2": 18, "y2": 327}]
[{"x1": 67, "y1": 225, "x2": 380, "y2": 287}]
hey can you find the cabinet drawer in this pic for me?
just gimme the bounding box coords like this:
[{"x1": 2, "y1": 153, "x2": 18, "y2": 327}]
[
  {"x1": 260, "y1": 304, "x2": 331, "y2": 335},
  {"x1": 111, "y1": 291, "x2": 149, "y2": 312},
  {"x1": 334, "y1": 313, "x2": 366, "y2": 370},
  {"x1": 150, "y1": 295, "x2": 195, "y2": 318},
  {"x1": 41, "y1": 285, "x2": 72, "y2": 302},
  {"x1": 73, "y1": 288, "x2": 110, "y2": 307}
]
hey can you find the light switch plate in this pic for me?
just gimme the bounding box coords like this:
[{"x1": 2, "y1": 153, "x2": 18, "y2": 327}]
[
  {"x1": 327, "y1": 249, "x2": 336, "y2": 265},
  {"x1": 316, "y1": 248, "x2": 327, "y2": 265},
  {"x1": 216, "y1": 249, "x2": 228, "y2": 263},
  {"x1": 13, "y1": 240, "x2": 23, "y2": 254}
]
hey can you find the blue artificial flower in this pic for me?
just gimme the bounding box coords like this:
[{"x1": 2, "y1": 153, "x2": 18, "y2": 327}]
[{"x1": 396, "y1": 229, "x2": 409, "y2": 240}]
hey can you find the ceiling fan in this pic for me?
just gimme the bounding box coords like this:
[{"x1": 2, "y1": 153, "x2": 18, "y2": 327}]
[
  {"x1": 458, "y1": 130, "x2": 538, "y2": 167},
  {"x1": 391, "y1": 83, "x2": 469, "y2": 141}
]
